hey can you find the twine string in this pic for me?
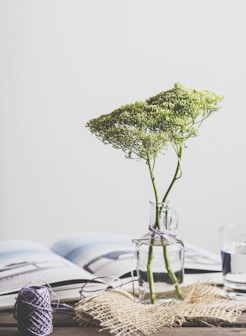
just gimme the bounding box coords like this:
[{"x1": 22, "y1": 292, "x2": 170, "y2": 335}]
[
  {"x1": 13, "y1": 280, "x2": 74, "y2": 336},
  {"x1": 79, "y1": 275, "x2": 146, "y2": 302},
  {"x1": 148, "y1": 225, "x2": 184, "y2": 249}
]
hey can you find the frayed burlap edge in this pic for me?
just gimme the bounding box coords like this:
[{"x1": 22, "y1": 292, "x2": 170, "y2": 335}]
[{"x1": 74, "y1": 283, "x2": 246, "y2": 336}]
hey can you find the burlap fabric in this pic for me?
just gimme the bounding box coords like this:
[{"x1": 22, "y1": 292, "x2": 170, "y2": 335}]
[{"x1": 74, "y1": 283, "x2": 246, "y2": 336}]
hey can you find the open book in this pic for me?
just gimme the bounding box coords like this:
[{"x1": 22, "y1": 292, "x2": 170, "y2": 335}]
[{"x1": 0, "y1": 232, "x2": 222, "y2": 309}]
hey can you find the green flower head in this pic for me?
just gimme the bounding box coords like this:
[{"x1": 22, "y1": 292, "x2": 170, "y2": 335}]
[{"x1": 86, "y1": 83, "x2": 223, "y2": 160}]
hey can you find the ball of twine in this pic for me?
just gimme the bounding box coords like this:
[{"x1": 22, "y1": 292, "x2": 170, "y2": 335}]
[{"x1": 14, "y1": 283, "x2": 53, "y2": 336}]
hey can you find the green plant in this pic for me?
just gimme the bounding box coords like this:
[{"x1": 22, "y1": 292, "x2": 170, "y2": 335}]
[{"x1": 86, "y1": 83, "x2": 223, "y2": 302}]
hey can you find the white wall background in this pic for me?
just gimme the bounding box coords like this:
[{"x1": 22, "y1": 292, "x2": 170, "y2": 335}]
[{"x1": 1, "y1": 0, "x2": 246, "y2": 254}]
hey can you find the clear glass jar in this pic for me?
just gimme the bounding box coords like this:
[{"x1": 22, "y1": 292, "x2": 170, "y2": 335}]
[{"x1": 134, "y1": 201, "x2": 184, "y2": 304}]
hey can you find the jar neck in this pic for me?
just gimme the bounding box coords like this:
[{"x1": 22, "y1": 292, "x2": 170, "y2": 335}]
[{"x1": 149, "y1": 201, "x2": 178, "y2": 231}]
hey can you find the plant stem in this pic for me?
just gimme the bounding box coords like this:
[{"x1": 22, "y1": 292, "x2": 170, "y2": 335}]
[
  {"x1": 147, "y1": 155, "x2": 159, "y2": 206},
  {"x1": 147, "y1": 244, "x2": 155, "y2": 303},
  {"x1": 162, "y1": 144, "x2": 183, "y2": 204},
  {"x1": 162, "y1": 144, "x2": 184, "y2": 300},
  {"x1": 146, "y1": 149, "x2": 184, "y2": 303},
  {"x1": 146, "y1": 155, "x2": 158, "y2": 303},
  {"x1": 162, "y1": 244, "x2": 183, "y2": 299}
]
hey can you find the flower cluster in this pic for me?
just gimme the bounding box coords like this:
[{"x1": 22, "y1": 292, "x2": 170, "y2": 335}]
[{"x1": 86, "y1": 83, "x2": 223, "y2": 204}]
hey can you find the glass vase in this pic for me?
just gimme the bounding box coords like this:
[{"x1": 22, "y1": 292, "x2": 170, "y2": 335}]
[{"x1": 134, "y1": 201, "x2": 184, "y2": 304}]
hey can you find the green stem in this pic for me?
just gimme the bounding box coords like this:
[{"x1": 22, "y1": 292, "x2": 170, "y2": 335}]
[
  {"x1": 146, "y1": 155, "x2": 158, "y2": 303},
  {"x1": 162, "y1": 143, "x2": 183, "y2": 300},
  {"x1": 147, "y1": 155, "x2": 159, "y2": 206},
  {"x1": 146, "y1": 149, "x2": 184, "y2": 303},
  {"x1": 147, "y1": 244, "x2": 155, "y2": 303},
  {"x1": 162, "y1": 144, "x2": 183, "y2": 204},
  {"x1": 163, "y1": 244, "x2": 183, "y2": 299}
]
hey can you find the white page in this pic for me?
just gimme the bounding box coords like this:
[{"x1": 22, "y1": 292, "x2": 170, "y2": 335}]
[{"x1": 0, "y1": 240, "x2": 95, "y2": 295}]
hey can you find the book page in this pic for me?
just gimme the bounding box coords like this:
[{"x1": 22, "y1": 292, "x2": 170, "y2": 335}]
[
  {"x1": 51, "y1": 232, "x2": 136, "y2": 279},
  {"x1": 0, "y1": 239, "x2": 95, "y2": 296},
  {"x1": 184, "y1": 242, "x2": 221, "y2": 272}
]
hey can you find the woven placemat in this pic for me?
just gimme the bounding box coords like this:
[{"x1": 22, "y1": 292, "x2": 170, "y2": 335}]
[{"x1": 74, "y1": 283, "x2": 246, "y2": 336}]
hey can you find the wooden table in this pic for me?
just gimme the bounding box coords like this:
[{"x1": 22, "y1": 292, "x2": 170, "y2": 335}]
[{"x1": 1, "y1": 307, "x2": 246, "y2": 336}]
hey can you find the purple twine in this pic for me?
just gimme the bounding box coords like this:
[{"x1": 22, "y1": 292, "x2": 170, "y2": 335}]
[
  {"x1": 14, "y1": 284, "x2": 53, "y2": 336},
  {"x1": 79, "y1": 276, "x2": 145, "y2": 302},
  {"x1": 148, "y1": 226, "x2": 184, "y2": 249},
  {"x1": 13, "y1": 281, "x2": 74, "y2": 336}
]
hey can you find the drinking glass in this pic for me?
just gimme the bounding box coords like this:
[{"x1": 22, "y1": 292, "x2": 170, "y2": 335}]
[{"x1": 219, "y1": 224, "x2": 246, "y2": 300}]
